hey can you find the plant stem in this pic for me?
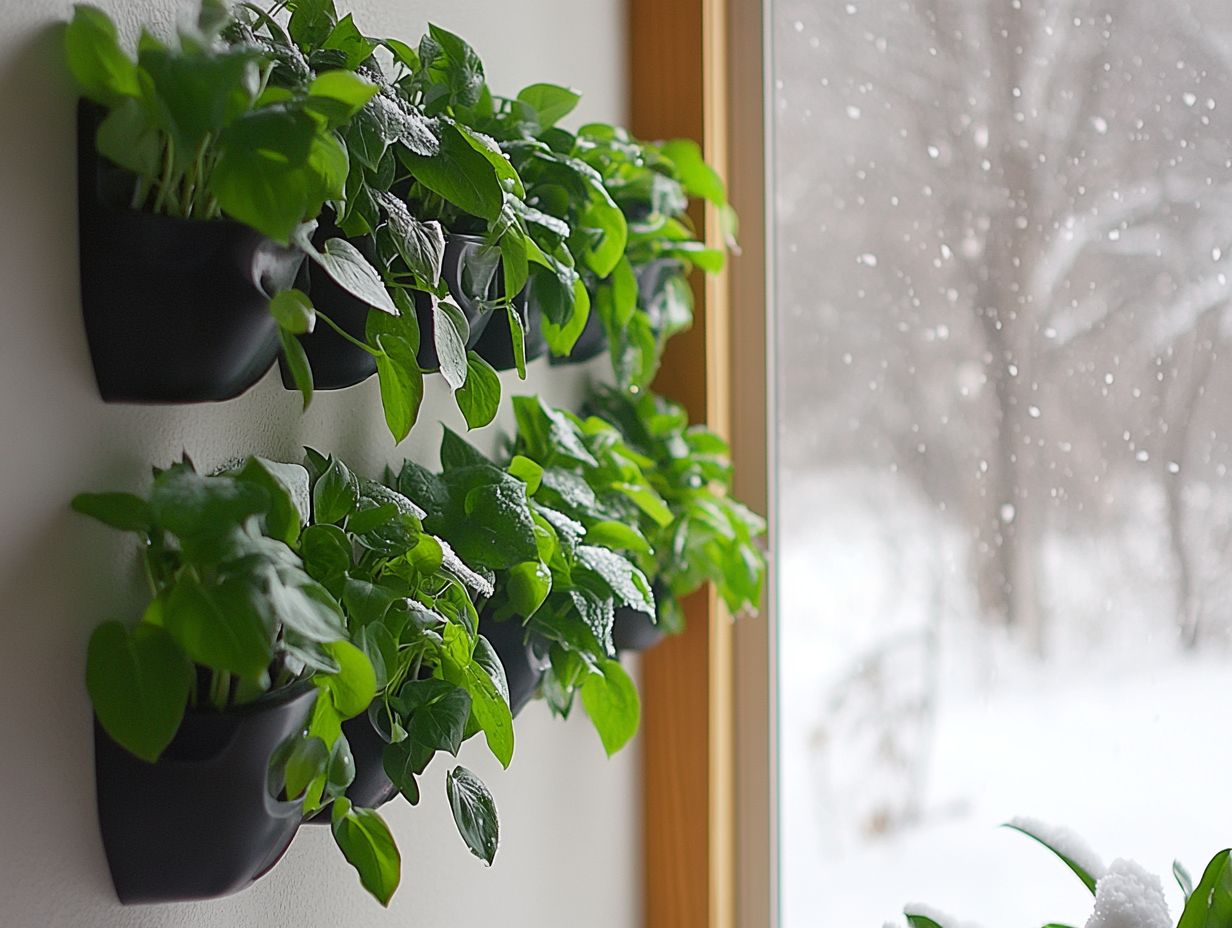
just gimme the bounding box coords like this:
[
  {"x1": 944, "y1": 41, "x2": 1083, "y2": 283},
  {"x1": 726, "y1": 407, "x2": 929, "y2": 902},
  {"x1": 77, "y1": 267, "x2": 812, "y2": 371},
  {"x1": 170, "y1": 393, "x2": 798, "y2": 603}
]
[
  {"x1": 151, "y1": 137, "x2": 176, "y2": 215},
  {"x1": 315, "y1": 309, "x2": 380, "y2": 355}
]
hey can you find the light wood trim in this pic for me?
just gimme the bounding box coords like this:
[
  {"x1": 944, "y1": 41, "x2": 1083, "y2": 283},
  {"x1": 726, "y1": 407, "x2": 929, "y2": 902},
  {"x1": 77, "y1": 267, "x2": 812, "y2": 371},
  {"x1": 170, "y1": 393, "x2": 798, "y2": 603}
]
[
  {"x1": 727, "y1": 1, "x2": 775, "y2": 926},
  {"x1": 629, "y1": 1, "x2": 761, "y2": 927}
]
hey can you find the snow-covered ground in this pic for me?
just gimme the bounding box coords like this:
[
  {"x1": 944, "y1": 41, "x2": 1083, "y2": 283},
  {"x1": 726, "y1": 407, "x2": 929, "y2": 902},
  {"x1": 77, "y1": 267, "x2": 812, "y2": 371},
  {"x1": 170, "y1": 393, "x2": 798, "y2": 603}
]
[{"x1": 778, "y1": 471, "x2": 1232, "y2": 927}]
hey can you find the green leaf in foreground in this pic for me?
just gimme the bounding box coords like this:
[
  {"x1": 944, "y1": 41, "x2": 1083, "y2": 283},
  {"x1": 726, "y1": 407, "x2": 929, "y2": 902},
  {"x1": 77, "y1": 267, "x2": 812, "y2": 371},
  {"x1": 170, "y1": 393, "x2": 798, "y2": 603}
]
[
  {"x1": 71, "y1": 492, "x2": 151, "y2": 532},
  {"x1": 87, "y1": 621, "x2": 192, "y2": 762},
  {"x1": 1003, "y1": 820, "x2": 1100, "y2": 895},
  {"x1": 331, "y1": 798, "x2": 401, "y2": 906},
  {"x1": 904, "y1": 914, "x2": 947, "y2": 928},
  {"x1": 455, "y1": 351, "x2": 501, "y2": 429},
  {"x1": 579, "y1": 658, "x2": 640, "y2": 756},
  {"x1": 279, "y1": 327, "x2": 314, "y2": 409},
  {"x1": 446, "y1": 766, "x2": 499, "y2": 865},
  {"x1": 375, "y1": 334, "x2": 425, "y2": 443},
  {"x1": 1178, "y1": 849, "x2": 1232, "y2": 928}
]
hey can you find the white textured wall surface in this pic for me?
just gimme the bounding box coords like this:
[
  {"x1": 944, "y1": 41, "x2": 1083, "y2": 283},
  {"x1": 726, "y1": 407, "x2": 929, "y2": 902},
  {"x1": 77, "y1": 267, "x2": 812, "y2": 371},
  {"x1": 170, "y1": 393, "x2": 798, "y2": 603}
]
[{"x1": 0, "y1": 1, "x2": 638, "y2": 926}]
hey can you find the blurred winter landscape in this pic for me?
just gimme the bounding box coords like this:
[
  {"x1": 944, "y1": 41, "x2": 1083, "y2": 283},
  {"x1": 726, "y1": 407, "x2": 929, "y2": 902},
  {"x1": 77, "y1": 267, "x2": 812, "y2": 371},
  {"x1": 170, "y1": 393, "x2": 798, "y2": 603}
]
[{"x1": 772, "y1": 1, "x2": 1232, "y2": 925}]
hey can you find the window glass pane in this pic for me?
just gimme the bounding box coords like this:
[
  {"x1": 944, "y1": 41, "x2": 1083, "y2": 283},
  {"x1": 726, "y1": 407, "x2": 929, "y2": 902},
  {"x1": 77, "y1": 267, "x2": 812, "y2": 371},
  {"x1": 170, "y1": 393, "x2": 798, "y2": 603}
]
[{"x1": 772, "y1": 2, "x2": 1232, "y2": 925}]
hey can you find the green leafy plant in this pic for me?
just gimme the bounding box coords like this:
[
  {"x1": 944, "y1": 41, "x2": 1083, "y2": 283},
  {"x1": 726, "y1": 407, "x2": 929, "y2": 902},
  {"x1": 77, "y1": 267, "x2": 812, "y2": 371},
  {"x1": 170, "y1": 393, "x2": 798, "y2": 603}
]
[
  {"x1": 293, "y1": 448, "x2": 509, "y2": 868},
  {"x1": 72, "y1": 457, "x2": 418, "y2": 906},
  {"x1": 902, "y1": 819, "x2": 1232, "y2": 928},
  {"x1": 225, "y1": 4, "x2": 522, "y2": 435},
  {"x1": 387, "y1": 426, "x2": 649, "y2": 756},
  {"x1": 584, "y1": 385, "x2": 765, "y2": 631},
  {"x1": 573, "y1": 126, "x2": 733, "y2": 389}
]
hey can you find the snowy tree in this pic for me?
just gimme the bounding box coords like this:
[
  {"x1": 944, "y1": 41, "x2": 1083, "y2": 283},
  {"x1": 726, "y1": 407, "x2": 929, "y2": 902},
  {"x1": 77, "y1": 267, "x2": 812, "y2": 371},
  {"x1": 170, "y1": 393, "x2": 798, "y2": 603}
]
[{"x1": 775, "y1": 0, "x2": 1232, "y2": 649}]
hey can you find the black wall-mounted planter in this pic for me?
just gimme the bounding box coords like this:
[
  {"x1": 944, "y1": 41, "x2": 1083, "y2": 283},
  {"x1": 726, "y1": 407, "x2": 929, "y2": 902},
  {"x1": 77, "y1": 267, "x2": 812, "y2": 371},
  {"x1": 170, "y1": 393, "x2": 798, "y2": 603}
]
[
  {"x1": 612, "y1": 605, "x2": 666, "y2": 652},
  {"x1": 77, "y1": 103, "x2": 302, "y2": 403},
  {"x1": 279, "y1": 221, "x2": 377, "y2": 391},
  {"x1": 94, "y1": 683, "x2": 317, "y2": 904},
  {"x1": 305, "y1": 711, "x2": 398, "y2": 825},
  {"x1": 478, "y1": 609, "x2": 543, "y2": 716}
]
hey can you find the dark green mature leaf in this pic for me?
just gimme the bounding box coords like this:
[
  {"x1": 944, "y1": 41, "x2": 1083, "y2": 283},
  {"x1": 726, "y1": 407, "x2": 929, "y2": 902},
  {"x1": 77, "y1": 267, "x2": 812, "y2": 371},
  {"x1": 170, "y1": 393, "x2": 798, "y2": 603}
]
[
  {"x1": 400, "y1": 121, "x2": 503, "y2": 221},
  {"x1": 65, "y1": 5, "x2": 140, "y2": 104},
  {"x1": 314, "y1": 456, "x2": 360, "y2": 525},
  {"x1": 288, "y1": 0, "x2": 337, "y2": 50},
  {"x1": 1179, "y1": 850, "x2": 1232, "y2": 928},
  {"x1": 434, "y1": 301, "x2": 470, "y2": 390},
  {"x1": 575, "y1": 545, "x2": 654, "y2": 615},
  {"x1": 311, "y1": 238, "x2": 398, "y2": 315},
  {"x1": 904, "y1": 915, "x2": 947, "y2": 928},
  {"x1": 446, "y1": 766, "x2": 499, "y2": 865},
  {"x1": 331, "y1": 798, "x2": 401, "y2": 906},
  {"x1": 374, "y1": 192, "x2": 445, "y2": 285},
  {"x1": 1003, "y1": 821, "x2": 1100, "y2": 895},
  {"x1": 579, "y1": 658, "x2": 639, "y2": 756},
  {"x1": 427, "y1": 23, "x2": 485, "y2": 108},
  {"x1": 375, "y1": 334, "x2": 425, "y2": 443},
  {"x1": 300, "y1": 522, "x2": 352, "y2": 583},
  {"x1": 86, "y1": 621, "x2": 192, "y2": 762},
  {"x1": 455, "y1": 124, "x2": 523, "y2": 197},
  {"x1": 511, "y1": 395, "x2": 597, "y2": 467},
  {"x1": 516, "y1": 83, "x2": 580, "y2": 130},
  {"x1": 440, "y1": 625, "x2": 513, "y2": 767},
  {"x1": 280, "y1": 327, "x2": 314, "y2": 409},
  {"x1": 394, "y1": 678, "x2": 471, "y2": 772},
  {"x1": 458, "y1": 481, "x2": 539, "y2": 568},
  {"x1": 164, "y1": 576, "x2": 274, "y2": 681},
  {"x1": 321, "y1": 13, "x2": 376, "y2": 69},
  {"x1": 71, "y1": 492, "x2": 151, "y2": 533},
  {"x1": 456, "y1": 352, "x2": 501, "y2": 429},
  {"x1": 440, "y1": 427, "x2": 491, "y2": 471}
]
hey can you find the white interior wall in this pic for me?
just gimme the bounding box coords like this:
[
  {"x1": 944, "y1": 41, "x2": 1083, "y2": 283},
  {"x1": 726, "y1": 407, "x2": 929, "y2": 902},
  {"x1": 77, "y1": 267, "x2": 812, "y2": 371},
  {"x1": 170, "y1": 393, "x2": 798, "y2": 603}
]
[{"x1": 0, "y1": 1, "x2": 639, "y2": 925}]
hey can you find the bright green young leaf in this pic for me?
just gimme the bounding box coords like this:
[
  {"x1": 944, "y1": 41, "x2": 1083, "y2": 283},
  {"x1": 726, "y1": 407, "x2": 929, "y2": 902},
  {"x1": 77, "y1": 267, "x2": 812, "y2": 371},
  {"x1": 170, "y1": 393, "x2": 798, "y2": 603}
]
[
  {"x1": 456, "y1": 351, "x2": 501, "y2": 429},
  {"x1": 579, "y1": 658, "x2": 640, "y2": 756},
  {"x1": 659, "y1": 138, "x2": 728, "y2": 207},
  {"x1": 904, "y1": 914, "x2": 947, "y2": 928},
  {"x1": 505, "y1": 560, "x2": 551, "y2": 618},
  {"x1": 95, "y1": 98, "x2": 160, "y2": 178},
  {"x1": 446, "y1": 766, "x2": 499, "y2": 865},
  {"x1": 306, "y1": 69, "x2": 378, "y2": 128},
  {"x1": 374, "y1": 334, "x2": 425, "y2": 443},
  {"x1": 331, "y1": 798, "x2": 401, "y2": 906},
  {"x1": 320, "y1": 640, "x2": 377, "y2": 718},
  {"x1": 508, "y1": 455, "x2": 543, "y2": 495},
  {"x1": 280, "y1": 327, "x2": 314, "y2": 409},
  {"x1": 86, "y1": 621, "x2": 192, "y2": 762},
  {"x1": 65, "y1": 5, "x2": 140, "y2": 104},
  {"x1": 516, "y1": 83, "x2": 581, "y2": 130},
  {"x1": 586, "y1": 520, "x2": 654, "y2": 556},
  {"x1": 269, "y1": 289, "x2": 316, "y2": 335}
]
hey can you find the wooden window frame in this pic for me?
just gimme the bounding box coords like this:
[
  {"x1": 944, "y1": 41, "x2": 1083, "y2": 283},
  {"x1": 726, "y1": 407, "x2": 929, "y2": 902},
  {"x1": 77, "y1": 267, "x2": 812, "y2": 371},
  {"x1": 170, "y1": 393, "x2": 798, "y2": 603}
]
[{"x1": 629, "y1": 2, "x2": 775, "y2": 927}]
